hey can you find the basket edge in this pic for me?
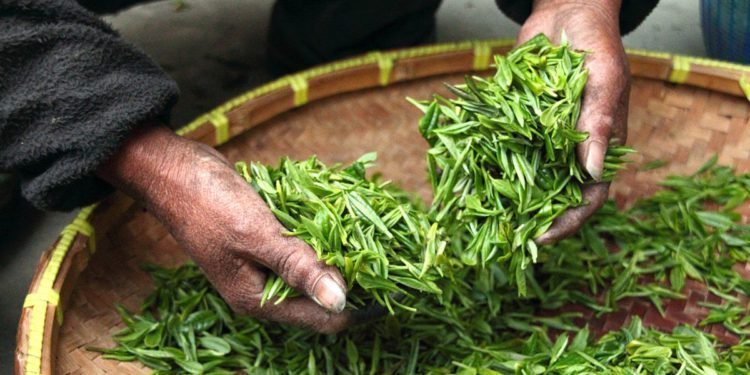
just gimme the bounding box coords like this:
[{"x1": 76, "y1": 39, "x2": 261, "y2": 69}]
[{"x1": 15, "y1": 39, "x2": 750, "y2": 375}]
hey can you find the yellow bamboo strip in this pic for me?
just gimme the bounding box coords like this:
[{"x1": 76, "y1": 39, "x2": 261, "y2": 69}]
[
  {"x1": 368, "y1": 52, "x2": 394, "y2": 86},
  {"x1": 472, "y1": 42, "x2": 492, "y2": 70},
  {"x1": 24, "y1": 204, "x2": 96, "y2": 375},
  {"x1": 669, "y1": 56, "x2": 691, "y2": 84},
  {"x1": 206, "y1": 111, "x2": 230, "y2": 145},
  {"x1": 175, "y1": 39, "x2": 516, "y2": 137},
  {"x1": 287, "y1": 74, "x2": 309, "y2": 106},
  {"x1": 625, "y1": 48, "x2": 671, "y2": 60}
]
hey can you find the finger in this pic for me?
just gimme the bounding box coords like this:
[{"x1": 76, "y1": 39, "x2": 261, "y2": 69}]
[
  {"x1": 535, "y1": 182, "x2": 609, "y2": 245},
  {"x1": 232, "y1": 199, "x2": 348, "y2": 313},
  {"x1": 256, "y1": 234, "x2": 347, "y2": 313},
  {"x1": 219, "y1": 260, "x2": 369, "y2": 334},
  {"x1": 576, "y1": 52, "x2": 630, "y2": 181}
]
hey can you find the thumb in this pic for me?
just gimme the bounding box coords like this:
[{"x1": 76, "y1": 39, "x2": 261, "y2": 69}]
[
  {"x1": 250, "y1": 233, "x2": 348, "y2": 313},
  {"x1": 576, "y1": 55, "x2": 629, "y2": 181}
]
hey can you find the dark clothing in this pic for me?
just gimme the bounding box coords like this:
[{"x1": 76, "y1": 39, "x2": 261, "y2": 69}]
[
  {"x1": 0, "y1": 0, "x2": 178, "y2": 210},
  {"x1": 267, "y1": 0, "x2": 442, "y2": 75},
  {"x1": 0, "y1": 0, "x2": 658, "y2": 211},
  {"x1": 270, "y1": 0, "x2": 660, "y2": 74}
]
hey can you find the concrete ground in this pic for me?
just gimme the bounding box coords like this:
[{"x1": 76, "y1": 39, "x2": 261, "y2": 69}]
[{"x1": 0, "y1": 0, "x2": 704, "y2": 372}]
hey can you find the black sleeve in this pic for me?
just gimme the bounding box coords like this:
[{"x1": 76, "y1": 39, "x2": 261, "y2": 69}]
[
  {"x1": 495, "y1": 0, "x2": 660, "y2": 35},
  {"x1": 0, "y1": 0, "x2": 179, "y2": 211}
]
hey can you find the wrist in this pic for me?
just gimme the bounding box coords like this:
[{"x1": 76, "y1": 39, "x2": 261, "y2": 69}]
[{"x1": 97, "y1": 123, "x2": 189, "y2": 207}]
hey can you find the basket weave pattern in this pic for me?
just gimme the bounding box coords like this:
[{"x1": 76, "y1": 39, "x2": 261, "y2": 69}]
[{"x1": 40, "y1": 75, "x2": 750, "y2": 373}]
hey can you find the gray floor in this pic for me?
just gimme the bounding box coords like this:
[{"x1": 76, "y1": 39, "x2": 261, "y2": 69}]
[{"x1": 1, "y1": 0, "x2": 704, "y2": 372}]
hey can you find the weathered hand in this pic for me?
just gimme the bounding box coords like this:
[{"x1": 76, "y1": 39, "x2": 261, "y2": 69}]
[
  {"x1": 517, "y1": 0, "x2": 630, "y2": 244},
  {"x1": 98, "y1": 125, "x2": 353, "y2": 333}
]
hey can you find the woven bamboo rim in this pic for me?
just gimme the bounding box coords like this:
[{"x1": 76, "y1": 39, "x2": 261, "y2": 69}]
[{"x1": 14, "y1": 39, "x2": 750, "y2": 374}]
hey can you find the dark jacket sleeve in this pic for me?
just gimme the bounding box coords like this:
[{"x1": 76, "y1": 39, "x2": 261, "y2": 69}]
[
  {"x1": 0, "y1": 0, "x2": 179, "y2": 211},
  {"x1": 496, "y1": 0, "x2": 659, "y2": 35}
]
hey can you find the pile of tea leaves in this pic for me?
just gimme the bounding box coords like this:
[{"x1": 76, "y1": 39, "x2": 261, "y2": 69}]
[
  {"x1": 233, "y1": 154, "x2": 445, "y2": 312},
  {"x1": 95, "y1": 159, "x2": 750, "y2": 374},
  {"x1": 96, "y1": 262, "x2": 750, "y2": 374},
  {"x1": 94, "y1": 35, "x2": 750, "y2": 373},
  {"x1": 410, "y1": 34, "x2": 632, "y2": 294}
]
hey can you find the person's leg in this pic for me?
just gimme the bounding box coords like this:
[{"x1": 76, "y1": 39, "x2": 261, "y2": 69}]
[
  {"x1": 76, "y1": 0, "x2": 156, "y2": 14},
  {"x1": 0, "y1": 174, "x2": 16, "y2": 236},
  {"x1": 267, "y1": 0, "x2": 442, "y2": 75}
]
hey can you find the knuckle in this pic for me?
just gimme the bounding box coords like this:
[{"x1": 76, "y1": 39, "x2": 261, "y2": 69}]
[
  {"x1": 586, "y1": 62, "x2": 629, "y2": 100},
  {"x1": 276, "y1": 248, "x2": 300, "y2": 276},
  {"x1": 222, "y1": 289, "x2": 259, "y2": 316},
  {"x1": 272, "y1": 244, "x2": 314, "y2": 290},
  {"x1": 229, "y1": 216, "x2": 255, "y2": 239},
  {"x1": 228, "y1": 217, "x2": 271, "y2": 252},
  {"x1": 215, "y1": 263, "x2": 265, "y2": 316},
  {"x1": 581, "y1": 112, "x2": 614, "y2": 138}
]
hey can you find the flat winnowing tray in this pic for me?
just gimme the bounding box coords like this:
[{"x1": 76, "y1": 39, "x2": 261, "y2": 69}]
[{"x1": 14, "y1": 40, "x2": 750, "y2": 374}]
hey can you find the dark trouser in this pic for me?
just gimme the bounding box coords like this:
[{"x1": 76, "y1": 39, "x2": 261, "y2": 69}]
[
  {"x1": 0, "y1": 173, "x2": 16, "y2": 236},
  {"x1": 267, "y1": 0, "x2": 441, "y2": 75},
  {"x1": 77, "y1": 0, "x2": 442, "y2": 75}
]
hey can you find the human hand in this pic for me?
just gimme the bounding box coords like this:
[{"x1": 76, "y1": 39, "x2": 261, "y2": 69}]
[
  {"x1": 517, "y1": 0, "x2": 630, "y2": 244},
  {"x1": 98, "y1": 125, "x2": 353, "y2": 333}
]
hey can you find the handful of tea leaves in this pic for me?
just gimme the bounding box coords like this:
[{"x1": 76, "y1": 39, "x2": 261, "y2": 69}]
[
  {"x1": 235, "y1": 154, "x2": 445, "y2": 312},
  {"x1": 410, "y1": 34, "x2": 632, "y2": 294}
]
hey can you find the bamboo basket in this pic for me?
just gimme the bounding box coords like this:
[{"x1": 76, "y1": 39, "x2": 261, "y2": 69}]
[{"x1": 15, "y1": 39, "x2": 750, "y2": 374}]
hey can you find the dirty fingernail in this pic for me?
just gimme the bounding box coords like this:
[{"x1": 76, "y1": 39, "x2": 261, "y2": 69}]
[
  {"x1": 585, "y1": 140, "x2": 606, "y2": 181},
  {"x1": 312, "y1": 274, "x2": 346, "y2": 313}
]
